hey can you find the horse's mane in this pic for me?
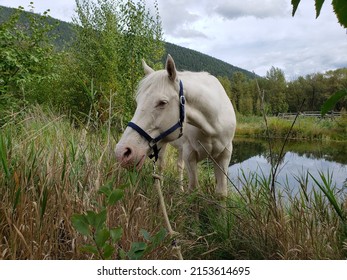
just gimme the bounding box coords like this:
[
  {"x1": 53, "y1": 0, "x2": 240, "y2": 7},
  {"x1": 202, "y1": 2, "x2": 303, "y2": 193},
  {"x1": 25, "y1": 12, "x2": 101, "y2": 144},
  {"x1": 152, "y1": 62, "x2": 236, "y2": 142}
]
[{"x1": 135, "y1": 70, "x2": 168, "y2": 98}]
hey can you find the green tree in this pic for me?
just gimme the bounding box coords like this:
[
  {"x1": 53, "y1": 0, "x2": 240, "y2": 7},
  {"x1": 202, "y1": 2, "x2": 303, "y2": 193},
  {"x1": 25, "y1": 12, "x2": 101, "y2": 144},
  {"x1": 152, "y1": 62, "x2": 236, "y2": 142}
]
[
  {"x1": 305, "y1": 73, "x2": 326, "y2": 111},
  {"x1": 248, "y1": 79, "x2": 262, "y2": 115},
  {"x1": 218, "y1": 76, "x2": 232, "y2": 99},
  {"x1": 72, "y1": 0, "x2": 164, "y2": 123},
  {"x1": 0, "y1": 4, "x2": 58, "y2": 97},
  {"x1": 264, "y1": 67, "x2": 288, "y2": 114},
  {"x1": 286, "y1": 76, "x2": 307, "y2": 112},
  {"x1": 231, "y1": 71, "x2": 248, "y2": 113},
  {"x1": 0, "y1": 3, "x2": 60, "y2": 125}
]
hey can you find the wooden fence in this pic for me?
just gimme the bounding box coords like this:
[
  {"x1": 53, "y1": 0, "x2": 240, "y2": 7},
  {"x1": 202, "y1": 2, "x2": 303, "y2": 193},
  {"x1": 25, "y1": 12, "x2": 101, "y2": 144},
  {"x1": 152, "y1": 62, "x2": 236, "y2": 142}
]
[{"x1": 278, "y1": 111, "x2": 341, "y2": 119}]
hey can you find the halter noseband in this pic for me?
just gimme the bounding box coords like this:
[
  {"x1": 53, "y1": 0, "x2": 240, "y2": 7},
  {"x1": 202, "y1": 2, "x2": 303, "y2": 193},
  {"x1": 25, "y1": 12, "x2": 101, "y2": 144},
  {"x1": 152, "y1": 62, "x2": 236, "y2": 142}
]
[{"x1": 127, "y1": 80, "x2": 185, "y2": 162}]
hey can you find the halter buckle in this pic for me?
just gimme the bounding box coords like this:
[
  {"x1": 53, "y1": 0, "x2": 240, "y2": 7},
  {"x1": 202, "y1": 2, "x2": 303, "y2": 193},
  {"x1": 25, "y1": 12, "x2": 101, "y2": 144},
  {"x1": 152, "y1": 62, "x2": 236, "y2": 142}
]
[{"x1": 180, "y1": 95, "x2": 185, "y2": 106}]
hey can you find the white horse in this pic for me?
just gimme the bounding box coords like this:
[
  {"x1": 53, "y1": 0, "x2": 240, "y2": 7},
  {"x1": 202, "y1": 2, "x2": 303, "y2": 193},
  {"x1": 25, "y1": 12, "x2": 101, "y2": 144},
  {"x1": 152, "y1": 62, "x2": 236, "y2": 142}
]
[{"x1": 115, "y1": 55, "x2": 236, "y2": 197}]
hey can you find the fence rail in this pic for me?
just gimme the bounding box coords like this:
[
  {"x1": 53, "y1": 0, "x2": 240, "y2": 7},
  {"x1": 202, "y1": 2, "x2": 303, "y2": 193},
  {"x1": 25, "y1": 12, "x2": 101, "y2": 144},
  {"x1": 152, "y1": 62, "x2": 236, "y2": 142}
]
[{"x1": 278, "y1": 111, "x2": 341, "y2": 119}]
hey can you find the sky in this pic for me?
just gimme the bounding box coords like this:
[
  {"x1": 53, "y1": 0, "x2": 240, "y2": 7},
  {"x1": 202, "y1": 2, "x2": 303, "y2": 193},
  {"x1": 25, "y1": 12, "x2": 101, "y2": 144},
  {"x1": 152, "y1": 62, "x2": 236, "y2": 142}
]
[{"x1": 1, "y1": 0, "x2": 346, "y2": 80}]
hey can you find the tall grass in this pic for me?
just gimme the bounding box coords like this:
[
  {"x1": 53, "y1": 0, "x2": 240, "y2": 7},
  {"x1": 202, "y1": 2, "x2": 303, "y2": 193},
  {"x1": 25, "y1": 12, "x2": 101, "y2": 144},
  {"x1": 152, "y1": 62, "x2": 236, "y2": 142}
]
[
  {"x1": 175, "y1": 169, "x2": 347, "y2": 259},
  {"x1": 0, "y1": 106, "x2": 171, "y2": 259},
  {"x1": 1, "y1": 106, "x2": 346, "y2": 259}
]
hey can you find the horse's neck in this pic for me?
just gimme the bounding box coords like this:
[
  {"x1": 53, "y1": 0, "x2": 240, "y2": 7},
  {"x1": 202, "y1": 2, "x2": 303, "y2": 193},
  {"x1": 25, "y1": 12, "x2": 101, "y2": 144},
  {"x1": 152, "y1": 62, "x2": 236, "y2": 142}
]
[{"x1": 183, "y1": 76, "x2": 220, "y2": 136}]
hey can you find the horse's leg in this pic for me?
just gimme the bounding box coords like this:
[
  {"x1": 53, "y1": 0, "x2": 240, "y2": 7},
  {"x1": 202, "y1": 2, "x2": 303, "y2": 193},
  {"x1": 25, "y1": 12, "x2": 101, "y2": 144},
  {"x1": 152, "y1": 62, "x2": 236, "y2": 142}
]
[
  {"x1": 177, "y1": 145, "x2": 185, "y2": 191},
  {"x1": 170, "y1": 139, "x2": 185, "y2": 191},
  {"x1": 213, "y1": 142, "x2": 233, "y2": 198},
  {"x1": 184, "y1": 147, "x2": 199, "y2": 191},
  {"x1": 157, "y1": 143, "x2": 168, "y2": 174}
]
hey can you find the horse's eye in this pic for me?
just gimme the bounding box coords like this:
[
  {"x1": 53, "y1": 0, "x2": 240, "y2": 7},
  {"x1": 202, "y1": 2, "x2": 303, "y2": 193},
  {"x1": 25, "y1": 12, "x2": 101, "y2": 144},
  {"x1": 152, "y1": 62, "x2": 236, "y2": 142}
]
[{"x1": 156, "y1": 100, "x2": 168, "y2": 108}]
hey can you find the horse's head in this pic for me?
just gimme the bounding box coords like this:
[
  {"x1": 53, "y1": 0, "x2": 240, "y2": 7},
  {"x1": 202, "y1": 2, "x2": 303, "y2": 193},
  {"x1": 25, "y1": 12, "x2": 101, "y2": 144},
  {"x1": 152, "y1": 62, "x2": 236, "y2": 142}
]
[{"x1": 115, "y1": 55, "x2": 184, "y2": 170}]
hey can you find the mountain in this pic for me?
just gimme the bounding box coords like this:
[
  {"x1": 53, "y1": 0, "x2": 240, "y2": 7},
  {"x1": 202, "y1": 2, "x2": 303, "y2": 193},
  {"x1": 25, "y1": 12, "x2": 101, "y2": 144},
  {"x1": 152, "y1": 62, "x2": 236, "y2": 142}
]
[
  {"x1": 163, "y1": 42, "x2": 254, "y2": 78},
  {"x1": 0, "y1": 5, "x2": 255, "y2": 79}
]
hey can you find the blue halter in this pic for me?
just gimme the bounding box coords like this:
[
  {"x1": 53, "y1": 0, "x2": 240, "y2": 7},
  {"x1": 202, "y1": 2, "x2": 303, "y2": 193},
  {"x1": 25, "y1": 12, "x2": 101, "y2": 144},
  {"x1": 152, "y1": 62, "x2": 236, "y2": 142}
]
[{"x1": 127, "y1": 80, "x2": 185, "y2": 162}]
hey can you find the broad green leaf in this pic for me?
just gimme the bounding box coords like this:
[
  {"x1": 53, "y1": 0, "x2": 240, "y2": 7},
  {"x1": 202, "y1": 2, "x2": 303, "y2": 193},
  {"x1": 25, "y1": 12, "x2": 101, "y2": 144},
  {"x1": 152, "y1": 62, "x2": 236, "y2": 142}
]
[
  {"x1": 291, "y1": 0, "x2": 301, "y2": 16},
  {"x1": 98, "y1": 180, "x2": 115, "y2": 196},
  {"x1": 150, "y1": 228, "x2": 167, "y2": 247},
  {"x1": 315, "y1": 0, "x2": 325, "y2": 18},
  {"x1": 95, "y1": 228, "x2": 110, "y2": 248},
  {"x1": 321, "y1": 89, "x2": 347, "y2": 116},
  {"x1": 102, "y1": 243, "x2": 115, "y2": 259},
  {"x1": 71, "y1": 214, "x2": 90, "y2": 236},
  {"x1": 80, "y1": 244, "x2": 98, "y2": 255},
  {"x1": 127, "y1": 242, "x2": 147, "y2": 260},
  {"x1": 119, "y1": 249, "x2": 127, "y2": 260},
  {"x1": 94, "y1": 209, "x2": 107, "y2": 231},
  {"x1": 140, "y1": 229, "x2": 151, "y2": 241},
  {"x1": 86, "y1": 210, "x2": 97, "y2": 227},
  {"x1": 108, "y1": 189, "x2": 124, "y2": 205},
  {"x1": 144, "y1": 228, "x2": 167, "y2": 254},
  {"x1": 98, "y1": 186, "x2": 111, "y2": 197},
  {"x1": 333, "y1": 0, "x2": 347, "y2": 28},
  {"x1": 110, "y1": 227, "x2": 123, "y2": 242}
]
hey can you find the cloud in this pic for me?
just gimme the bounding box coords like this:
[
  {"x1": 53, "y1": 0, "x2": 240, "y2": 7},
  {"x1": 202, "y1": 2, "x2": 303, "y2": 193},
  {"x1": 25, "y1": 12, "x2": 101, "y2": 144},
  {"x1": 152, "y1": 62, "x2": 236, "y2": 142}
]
[
  {"x1": 0, "y1": 0, "x2": 75, "y2": 22},
  {"x1": 157, "y1": 0, "x2": 202, "y2": 35},
  {"x1": 211, "y1": 0, "x2": 288, "y2": 20},
  {"x1": 172, "y1": 27, "x2": 209, "y2": 39}
]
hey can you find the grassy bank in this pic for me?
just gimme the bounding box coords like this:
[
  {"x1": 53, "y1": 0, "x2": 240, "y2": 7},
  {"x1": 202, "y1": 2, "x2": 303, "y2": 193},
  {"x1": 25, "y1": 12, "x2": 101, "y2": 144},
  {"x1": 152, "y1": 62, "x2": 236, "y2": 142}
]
[
  {"x1": 236, "y1": 114, "x2": 347, "y2": 141},
  {"x1": 0, "y1": 107, "x2": 346, "y2": 259}
]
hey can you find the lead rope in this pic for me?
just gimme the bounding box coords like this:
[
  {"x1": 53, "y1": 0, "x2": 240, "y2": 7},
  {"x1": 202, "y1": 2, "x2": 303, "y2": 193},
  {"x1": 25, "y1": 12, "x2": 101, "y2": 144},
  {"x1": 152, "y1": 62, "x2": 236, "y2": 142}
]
[{"x1": 152, "y1": 163, "x2": 183, "y2": 260}]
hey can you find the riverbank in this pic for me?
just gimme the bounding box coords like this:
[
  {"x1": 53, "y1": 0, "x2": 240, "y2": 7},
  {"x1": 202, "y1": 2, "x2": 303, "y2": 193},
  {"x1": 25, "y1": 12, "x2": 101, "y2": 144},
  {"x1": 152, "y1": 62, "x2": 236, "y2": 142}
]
[{"x1": 236, "y1": 114, "x2": 347, "y2": 141}]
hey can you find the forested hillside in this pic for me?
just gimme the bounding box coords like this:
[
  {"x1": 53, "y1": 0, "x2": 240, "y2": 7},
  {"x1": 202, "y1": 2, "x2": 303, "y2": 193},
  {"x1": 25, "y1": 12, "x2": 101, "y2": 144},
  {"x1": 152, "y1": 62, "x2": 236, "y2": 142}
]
[
  {"x1": 0, "y1": 5, "x2": 254, "y2": 79},
  {"x1": 163, "y1": 42, "x2": 254, "y2": 78},
  {"x1": 1, "y1": 3, "x2": 346, "y2": 120},
  {"x1": 0, "y1": 5, "x2": 74, "y2": 50}
]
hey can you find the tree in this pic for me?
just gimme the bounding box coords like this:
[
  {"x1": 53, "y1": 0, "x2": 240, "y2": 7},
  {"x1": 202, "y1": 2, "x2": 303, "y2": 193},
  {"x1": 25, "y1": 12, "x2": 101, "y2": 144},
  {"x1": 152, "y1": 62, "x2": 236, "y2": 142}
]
[
  {"x1": 231, "y1": 71, "x2": 248, "y2": 113},
  {"x1": 218, "y1": 76, "x2": 232, "y2": 99},
  {"x1": 0, "y1": 4, "x2": 58, "y2": 97},
  {"x1": 264, "y1": 67, "x2": 288, "y2": 114},
  {"x1": 71, "y1": 0, "x2": 164, "y2": 123},
  {"x1": 0, "y1": 3, "x2": 61, "y2": 125},
  {"x1": 286, "y1": 76, "x2": 307, "y2": 112}
]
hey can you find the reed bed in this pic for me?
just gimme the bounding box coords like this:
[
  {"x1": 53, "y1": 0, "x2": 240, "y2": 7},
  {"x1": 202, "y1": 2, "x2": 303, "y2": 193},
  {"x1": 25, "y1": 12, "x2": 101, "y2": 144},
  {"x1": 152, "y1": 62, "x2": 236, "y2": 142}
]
[{"x1": 0, "y1": 106, "x2": 346, "y2": 259}]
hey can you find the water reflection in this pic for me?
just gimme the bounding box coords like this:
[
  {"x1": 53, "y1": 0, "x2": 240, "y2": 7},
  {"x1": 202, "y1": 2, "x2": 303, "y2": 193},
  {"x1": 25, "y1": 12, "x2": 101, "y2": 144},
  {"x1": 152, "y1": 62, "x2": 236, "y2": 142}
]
[{"x1": 228, "y1": 138, "x2": 347, "y2": 192}]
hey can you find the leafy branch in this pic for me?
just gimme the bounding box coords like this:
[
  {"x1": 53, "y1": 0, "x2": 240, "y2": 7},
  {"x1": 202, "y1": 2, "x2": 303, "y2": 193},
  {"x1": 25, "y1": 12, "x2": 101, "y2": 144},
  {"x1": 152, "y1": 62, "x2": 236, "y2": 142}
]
[
  {"x1": 71, "y1": 178, "x2": 167, "y2": 260},
  {"x1": 291, "y1": 0, "x2": 347, "y2": 28}
]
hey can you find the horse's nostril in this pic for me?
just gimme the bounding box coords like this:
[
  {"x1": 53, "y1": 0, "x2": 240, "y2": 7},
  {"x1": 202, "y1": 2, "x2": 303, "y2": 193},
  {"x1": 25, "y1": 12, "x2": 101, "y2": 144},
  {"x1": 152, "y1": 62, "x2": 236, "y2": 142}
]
[{"x1": 124, "y1": 147, "x2": 132, "y2": 159}]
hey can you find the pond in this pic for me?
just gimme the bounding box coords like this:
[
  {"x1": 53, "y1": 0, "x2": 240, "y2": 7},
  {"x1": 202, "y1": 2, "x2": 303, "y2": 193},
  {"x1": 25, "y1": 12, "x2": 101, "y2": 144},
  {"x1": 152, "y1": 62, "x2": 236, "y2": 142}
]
[{"x1": 228, "y1": 138, "x2": 347, "y2": 195}]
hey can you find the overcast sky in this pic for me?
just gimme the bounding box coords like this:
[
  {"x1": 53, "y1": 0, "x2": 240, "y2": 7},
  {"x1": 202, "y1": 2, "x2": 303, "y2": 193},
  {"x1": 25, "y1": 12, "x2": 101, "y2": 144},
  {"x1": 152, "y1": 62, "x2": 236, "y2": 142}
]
[{"x1": 1, "y1": 0, "x2": 346, "y2": 80}]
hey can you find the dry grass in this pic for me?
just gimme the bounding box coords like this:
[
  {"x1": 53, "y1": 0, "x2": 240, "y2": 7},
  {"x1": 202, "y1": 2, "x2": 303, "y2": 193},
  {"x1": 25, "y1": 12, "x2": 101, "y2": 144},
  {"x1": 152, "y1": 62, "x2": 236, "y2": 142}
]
[
  {"x1": 0, "y1": 106, "x2": 172, "y2": 259},
  {"x1": 1, "y1": 106, "x2": 346, "y2": 259}
]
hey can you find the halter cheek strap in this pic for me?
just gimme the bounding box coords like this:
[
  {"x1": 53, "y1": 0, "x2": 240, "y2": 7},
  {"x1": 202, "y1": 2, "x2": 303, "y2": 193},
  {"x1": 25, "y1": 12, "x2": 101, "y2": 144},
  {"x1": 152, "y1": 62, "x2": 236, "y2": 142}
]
[{"x1": 127, "y1": 80, "x2": 185, "y2": 162}]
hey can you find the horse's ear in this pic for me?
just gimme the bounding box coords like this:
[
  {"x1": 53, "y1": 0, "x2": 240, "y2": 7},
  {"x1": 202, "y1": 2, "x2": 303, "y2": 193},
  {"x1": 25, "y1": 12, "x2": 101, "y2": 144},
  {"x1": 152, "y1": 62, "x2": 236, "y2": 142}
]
[
  {"x1": 166, "y1": 54, "x2": 177, "y2": 81},
  {"x1": 142, "y1": 59, "x2": 154, "y2": 76}
]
